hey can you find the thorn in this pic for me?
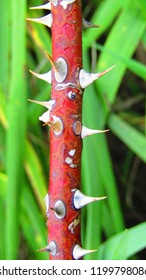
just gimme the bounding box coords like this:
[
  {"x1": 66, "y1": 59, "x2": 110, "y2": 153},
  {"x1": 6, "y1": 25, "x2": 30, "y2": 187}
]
[
  {"x1": 26, "y1": 13, "x2": 52, "y2": 28},
  {"x1": 29, "y1": 2, "x2": 51, "y2": 10},
  {"x1": 43, "y1": 194, "x2": 49, "y2": 217},
  {"x1": 73, "y1": 189, "x2": 107, "y2": 209},
  {"x1": 45, "y1": 52, "x2": 58, "y2": 72},
  {"x1": 29, "y1": 69, "x2": 52, "y2": 84},
  {"x1": 37, "y1": 241, "x2": 57, "y2": 256},
  {"x1": 55, "y1": 57, "x2": 68, "y2": 83},
  {"x1": 60, "y1": 0, "x2": 76, "y2": 10},
  {"x1": 37, "y1": 246, "x2": 51, "y2": 252},
  {"x1": 73, "y1": 244, "x2": 97, "y2": 260},
  {"x1": 51, "y1": 115, "x2": 64, "y2": 135},
  {"x1": 82, "y1": 18, "x2": 100, "y2": 29},
  {"x1": 39, "y1": 110, "x2": 51, "y2": 125},
  {"x1": 79, "y1": 65, "x2": 116, "y2": 89},
  {"x1": 81, "y1": 125, "x2": 109, "y2": 139},
  {"x1": 44, "y1": 55, "x2": 68, "y2": 83},
  {"x1": 54, "y1": 200, "x2": 66, "y2": 219},
  {"x1": 27, "y1": 99, "x2": 55, "y2": 110},
  {"x1": 49, "y1": 0, "x2": 58, "y2": 5},
  {"x1": 39, "y1": 114, "x2": 63, "y2": 135}
]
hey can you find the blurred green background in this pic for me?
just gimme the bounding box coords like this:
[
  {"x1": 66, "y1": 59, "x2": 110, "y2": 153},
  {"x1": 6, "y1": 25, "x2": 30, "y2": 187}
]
[{"x1": 0, "y1": 0, "x2": 146, "y2": 260}]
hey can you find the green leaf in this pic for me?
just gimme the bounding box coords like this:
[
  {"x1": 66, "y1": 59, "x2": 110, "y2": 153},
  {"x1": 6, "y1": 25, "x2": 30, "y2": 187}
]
[
  {"x1": 108, "y1": 113, "x2": 146, "y2": 163},
  {"x1": 83, "y1": 0, "x2": 122, "y2": 49},
  {"x1": 0, "y1": 173, "x2": 7, "y2": 259},
  {"x1": 97, "y1": 0, "x2": 146, "y2": 104},
  {"x1": 95, "y1": 43, "x2": 146, "y2": 80},
  {"x1": 24, "y1": 141, "x2": 47, "y2": 212},
  {"x1": 5, "y1": 0, "x2": 27, "y2": 259},
  {"x1": 20, "y1": 182, "x2": 48, "y2": 260},
  {"x1": 97, "y1": 222, "x2": 146, "y2": 259},
  {"x1": 0, "y1": 0, "x2": 10, "y2": 93}
]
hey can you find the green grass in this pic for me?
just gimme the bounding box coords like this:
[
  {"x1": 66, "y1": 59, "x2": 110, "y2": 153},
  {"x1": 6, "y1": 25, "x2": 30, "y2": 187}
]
[{"x1": 0, "y1": 0, "x2": 146, "y2": 260}]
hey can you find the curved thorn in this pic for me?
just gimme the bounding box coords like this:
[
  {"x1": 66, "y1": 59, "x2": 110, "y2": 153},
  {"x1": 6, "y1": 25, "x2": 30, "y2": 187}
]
[
  {"x1": 73, "y1": 244, "x2": 97, "y2": 260},
  {"x1": 45, "y1": 52, "x2": 58, "y2": 72},
  {"x1": 73, "y1": 189, "x2": 107, "y2": 209},
  {"x1": 27, "y1": 13, "x2": 52, "y2": 28},
  {"x1": 79, "y1": 65, "x2": 116, "y2": 89},
  {"x1": 81, "y1": 125, "x2": 109, "y2": 139},
  {"x1": 45, "y1": 54, "x2": 68, "y2": 83},
  {"x1": 29, "y1": 69, "x2": 52, "y2": 84}
]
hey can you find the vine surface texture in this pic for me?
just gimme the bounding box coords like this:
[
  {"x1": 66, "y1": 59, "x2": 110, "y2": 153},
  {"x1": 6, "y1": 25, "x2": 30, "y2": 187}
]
[{"x1": 28, "y1": 0, "x2": 112, "y2": 260}]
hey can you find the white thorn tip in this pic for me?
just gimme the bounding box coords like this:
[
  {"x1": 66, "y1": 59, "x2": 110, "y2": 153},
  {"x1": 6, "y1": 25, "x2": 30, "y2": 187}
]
[
  {"x1": 81, "y1": 125, "x2": 109, "y2": 139},
  {"x1": 73, "y1": 189, "x2": 107, "y2": 209},
  {"x1": 28, "y1": 99, "x2": 55, "y2": 110},
  {"x1": 73, "y1": 244, "x2": 97, "y2": 260},
  {"x1": 29, "y1": 2, "x2": 51, "y2": 10},
  {"x1": 79, "y1": 65, "x2": 116, "y2": 89},
  {"x1": 29, "y1": 69, "x2": 52, "y2": 84},
  {"x1": 27, "y1": 13, "x2": 52, "y2": 28}
]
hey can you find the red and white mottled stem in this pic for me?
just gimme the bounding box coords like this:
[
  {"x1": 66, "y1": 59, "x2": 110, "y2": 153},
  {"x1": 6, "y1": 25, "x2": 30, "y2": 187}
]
[
  {"x1": 47, "y1": 0, "x2": 83, "y2": 260},
  {"x1": 28, "y1": 0, "x2": 114, "y2": 260}
]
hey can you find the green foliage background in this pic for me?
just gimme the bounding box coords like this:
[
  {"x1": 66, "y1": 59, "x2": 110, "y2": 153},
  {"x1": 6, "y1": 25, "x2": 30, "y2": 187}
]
[{"x1": 0, "y1": 0, "x2": 146, "y2": 260}]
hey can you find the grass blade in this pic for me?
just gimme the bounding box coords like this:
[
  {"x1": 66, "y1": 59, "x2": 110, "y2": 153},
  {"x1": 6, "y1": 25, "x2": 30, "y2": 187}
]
[
  {"x1": 96, "y1": 0, "x2": 146, "y2": 104},
  {"x1": 97, "y1": 222, "x2": 146, "y2": 259},
  {"x1": 5, "y1": 0, "x2": 27, "y2": 259},
  {"x1": 0, "y1": 0, "x2": 10, "y2": 93},
  {"x1": 0, "y1": 173, "x2": 7, "y2": 259},
  {"x1": 95, "y1": 43, "x2": 146, "y2": 80},
  {"x1": 24, "y1": 141, "x2": 47, "y2": 212},
  {"x1": 20, "y1": 182, "x2": 48, "y2": 260},
  {"x1": 108, "y1": 113, "x2": 146, "y2": 163}
]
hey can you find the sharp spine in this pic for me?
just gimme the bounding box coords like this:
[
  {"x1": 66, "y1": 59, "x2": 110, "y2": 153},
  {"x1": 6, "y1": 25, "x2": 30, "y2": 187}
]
[
  {"x1": 28, "y1": 99, "x2": 55, "y2": 110},
  {"x1": 27, "y1": 13, "x2": 52, "y2": 28},
  {"x1": 29, "y1": 69, "x2": 52, "y2": 84},
  {"x1": 79, "y1": 65, "x2": 116, "y2": 89},
  {"x1": 29, "y1": 2, "x2": 51, "y2": 10},
  {"x1": 45, "y1": 52, "x2": 58, "y2": 72},
  {"x1": 73, "y1": 189, "x2": 107, "y2": 209},
  {"x1": 37, "y1": 241, "x2": 57, "y2": 256},
  {"x1": 45, "y1": 54, "x2": 68, "y2": 83},
  {"x1": 73, "y1": 244, "x2": 97, "y2": 260},
  {"x1": 82, "y1": 18, "x2": 99, "y2": 29},
  {"x1": 81, "y1": 125, "x2": 109, "y2": 139}
]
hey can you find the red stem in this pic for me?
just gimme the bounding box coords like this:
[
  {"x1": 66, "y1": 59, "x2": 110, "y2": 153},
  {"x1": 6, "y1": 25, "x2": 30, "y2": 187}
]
[{"x1": 48, "y1": 0, "x2": 83, "y2": 260}]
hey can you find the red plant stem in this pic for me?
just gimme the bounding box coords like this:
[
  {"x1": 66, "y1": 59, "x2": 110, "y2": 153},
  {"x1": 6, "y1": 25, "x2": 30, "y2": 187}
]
[{"x1": 48, "y1": 0, "x2": 83, "y2": 259}]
